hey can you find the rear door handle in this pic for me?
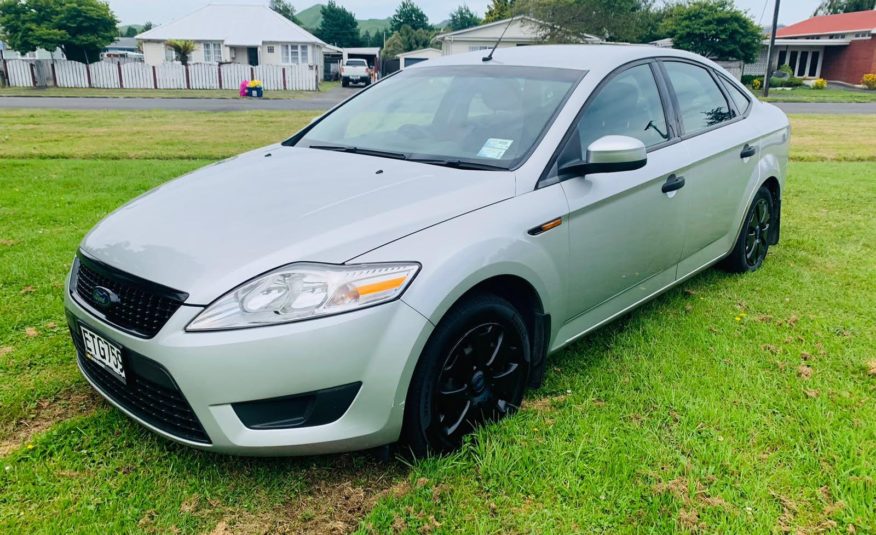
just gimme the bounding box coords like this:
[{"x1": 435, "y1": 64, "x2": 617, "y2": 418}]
[
  {"x1": 662, "y1": 174, "x2": 685, "y2": 194},
  {"x1": 740, "y1": 144, "x2": 757, "y2": 159}
]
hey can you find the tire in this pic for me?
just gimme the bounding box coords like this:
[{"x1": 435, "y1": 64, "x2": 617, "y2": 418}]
[
  {"x1": 721, "y1": 186, "x2": 774, "y2": 273},
  {"x1": 402, "y1": 294, "x2": 530, "y2": 457},
  {"x1": 341, "y1": 78, "x2": 349, "y2": 87}
]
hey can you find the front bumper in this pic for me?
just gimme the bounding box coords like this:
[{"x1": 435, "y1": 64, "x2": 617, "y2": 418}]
[{"x1": 64, "y1": 278, "x2": 433, "y2": 456}]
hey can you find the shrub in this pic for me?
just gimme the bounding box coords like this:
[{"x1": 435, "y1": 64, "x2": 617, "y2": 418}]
[
  {"x1": 812, "y1": 78, "x2": 827, "y2": 90},
  {"x1": 769, "y1": 76, "x2": 803, "y2": 88},
  {"x1": 741, "y1": 74, "x2": 758, "y2": 86},
  {"x1": 863, "y1": 74, "x2": 876, "y2": 90},
  {"x1": 778, "y1": 64, "x2": 794, "y2": 76},
  {"x1": 752, "y1": 78, "x2": 762, "y2": 90}
]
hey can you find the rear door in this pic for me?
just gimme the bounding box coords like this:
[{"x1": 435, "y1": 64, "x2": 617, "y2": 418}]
[{"x1": 658, "y1": 60, "x2": 761, "y2": 275}]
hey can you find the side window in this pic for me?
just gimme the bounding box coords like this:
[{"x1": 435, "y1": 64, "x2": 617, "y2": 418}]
[
  {"x1": 721, "y1": 76, "x2": 751, "y2": 115},
  {"x1": 663, "y1": 61, "x2": 734, "y2": 134},
  {"x1": 559, "y1": 63, "x2": 669, "y2": 167}
]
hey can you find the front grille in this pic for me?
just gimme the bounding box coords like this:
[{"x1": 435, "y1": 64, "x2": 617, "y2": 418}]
[
  {"x1": 70, "y1": 323, "x2": 210, "y2": 444},
  {"x1": 73, "y1": 254, "x2": 187, "y2": 338}
]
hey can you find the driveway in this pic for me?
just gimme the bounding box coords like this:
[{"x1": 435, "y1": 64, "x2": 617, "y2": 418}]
[
  {"x1": 0, "y1": 86, "x2": 360, "y2": 111},
  {"x1": 772, "y1": 102, "x2": 876, "y2": 114},
  {"x1": 1, "y1": 91, "x2": 873, "y2": 114}
]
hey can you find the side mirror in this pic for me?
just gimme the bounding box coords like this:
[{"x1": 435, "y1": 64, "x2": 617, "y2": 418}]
[{"x1": 558, "y1": 135, "x2": 647, "y2": 178}]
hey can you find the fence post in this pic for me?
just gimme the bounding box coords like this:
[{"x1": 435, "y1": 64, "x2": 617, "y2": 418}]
[
  {"x1": 250, "y1": 66, "x2": 255, "y2": 81},
  {"x1": 218, "y1": 65, "x2": 223, "y2": 89},
  {"x1": 29, "y1": 62, "x2": 37, "y2": 87},
  {"x1": 282, "y1": 67, "x2": 287, "y2": 90},
  {"x1": 117, "y1": 62, "x2": 124, "y2": 89},
  {"x1": 152, "y1": 65, "x2": 158, "y2": 89},
  {"x1": 85, "y1": 62, "x2": 92, "y2": 88},
  {"x1": 185, "y1": 64, "x2": 191, "y2": 89}
]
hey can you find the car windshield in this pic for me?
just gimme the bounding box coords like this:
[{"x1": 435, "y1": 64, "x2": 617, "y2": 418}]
[{"x1": 294, "y1": 65, "x2": 583, "y2": 170}]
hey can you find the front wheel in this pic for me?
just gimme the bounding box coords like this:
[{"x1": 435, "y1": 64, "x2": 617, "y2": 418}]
[
  {"x1": 402, "y1": 294, "x2": 530, "y2": 457},
  {"x1": 721, "y1": 186, "x2": 774, "y2": 273}
]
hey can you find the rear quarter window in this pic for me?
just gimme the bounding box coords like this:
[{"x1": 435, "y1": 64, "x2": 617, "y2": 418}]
[{"x1": 721, "y1": 76, "x2": 752, "y2": 115}]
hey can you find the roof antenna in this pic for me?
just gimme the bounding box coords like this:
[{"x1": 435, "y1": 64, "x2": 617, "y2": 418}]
[{"x1": 483, "y1": 16, "x2": 515, "y2": 62}]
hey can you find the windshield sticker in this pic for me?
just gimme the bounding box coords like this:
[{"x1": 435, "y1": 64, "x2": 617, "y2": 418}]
[{"x1": 477, "y1": 138, "x2": 514, "y2": 159}]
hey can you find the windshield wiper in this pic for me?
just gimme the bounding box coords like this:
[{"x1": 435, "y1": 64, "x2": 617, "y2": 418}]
[
  {"x1": 408, "y1": 158, "x2": 508, "y2": 171},
  {"x1": 307, "y1": 144, "x2": 408, "y2": 160}
]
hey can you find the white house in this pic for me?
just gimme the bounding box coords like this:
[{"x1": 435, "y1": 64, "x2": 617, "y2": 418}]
[
  {"x1": 396, "y1": 48, "x2": 441, "y2": 69},
  {"x1": 136, "y1": 4, "x2": 325, "y2": 67},
  {"x1": 0, "y1": 41, "x2": 65, "y2": 60},
  {"x1": 434, "y1": 16, "x2": 600, "y2": 56}
]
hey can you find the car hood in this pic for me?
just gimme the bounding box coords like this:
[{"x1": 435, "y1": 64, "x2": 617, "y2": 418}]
[{"x1": 81, "y1": 146, "x2": 514, "y2": 304}]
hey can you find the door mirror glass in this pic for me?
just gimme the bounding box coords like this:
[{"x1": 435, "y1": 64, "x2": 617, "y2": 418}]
[{"x1": 559, "y1": 135, "x2": 647, "y2": 177}]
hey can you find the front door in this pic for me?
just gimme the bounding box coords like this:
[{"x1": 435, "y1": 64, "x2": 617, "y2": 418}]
[
  {"x1": 658, "y1": 60, "x2": 761, "y2": 275},
  {"x1": 247, "y1": 47, "x2": 259, "y2": 66},
  {"x1": 552, "y1": 62, "x2": 688, "y2": 328}
]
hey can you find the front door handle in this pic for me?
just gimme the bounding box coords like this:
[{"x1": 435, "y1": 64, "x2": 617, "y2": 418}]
[
  {"x1": 740, "y1": 144, "x2": 757, "y2": 159},
  {"x1": 662, "y1": 174, "x2": 685, "y2": 194}
]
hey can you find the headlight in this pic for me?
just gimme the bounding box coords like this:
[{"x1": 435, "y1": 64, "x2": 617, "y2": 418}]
[{"x1": 187, "y1": 262, "x2": 420, "y2": 331}]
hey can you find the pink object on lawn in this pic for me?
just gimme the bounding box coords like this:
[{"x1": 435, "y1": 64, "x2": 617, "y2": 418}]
[{"x1": 239, "y1": 80, "x2": 248, "y2": 97}]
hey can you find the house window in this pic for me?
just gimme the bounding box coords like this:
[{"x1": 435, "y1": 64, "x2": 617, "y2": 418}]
[
  {"x1": 203, "y1": 42, "x2": 222, "y2": 63},
  {"x1": 468, "y1": 45, "x2": 492, "y2": 52},
  {"x1": 165, "y1": 46, "x2": 178, "y2": 62},
  {"x1": 267, "y1": 45, "x2": 275, "y2": 54},
  {"x1": 281, "y1": 44, "x2": 308, "y2": 64}
]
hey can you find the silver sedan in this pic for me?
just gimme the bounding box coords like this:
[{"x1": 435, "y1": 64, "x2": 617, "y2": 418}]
[{"x1": 64, "y1": 45, "x2": 789, "y2": 456}]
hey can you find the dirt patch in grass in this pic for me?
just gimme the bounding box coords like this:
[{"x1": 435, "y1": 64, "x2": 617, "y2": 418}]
[
  {"x1": 0, "y1": 389, "x2": 103, "y2": 456},
  {"x1": 199, "y1": 457, "x2": 409, "y2": 534}
]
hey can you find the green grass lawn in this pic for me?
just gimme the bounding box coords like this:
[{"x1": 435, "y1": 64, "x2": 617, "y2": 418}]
[
  {"x1": 758, "y1": 87, "x2": 876, "y2": 103},
  {"x1": 0, "y1": 83, "x2": 340, "y2": 100},
  {"x1": 0, "y1": 111, "x2": 874, "y2": 533}
]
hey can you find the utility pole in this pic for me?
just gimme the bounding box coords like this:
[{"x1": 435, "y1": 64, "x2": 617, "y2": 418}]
[{"x1": 763, "y1": 0, "x2": 781, "y2": 98}]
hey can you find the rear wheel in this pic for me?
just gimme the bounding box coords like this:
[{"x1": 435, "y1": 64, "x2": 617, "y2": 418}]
[
  {"x1": 402, "y1": 294, "x2": 530, "y2": 457},
  {"x1": 721, "y1": 186, "x2": 774, "y2": 273},
  {"x1": 342, "y1": 78, "x2": 349, "y2": 87}
]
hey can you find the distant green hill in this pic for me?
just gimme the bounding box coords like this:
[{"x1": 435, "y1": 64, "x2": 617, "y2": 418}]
[{"x1": 297, "y1": 4, "x2": 391, "y2": 36}]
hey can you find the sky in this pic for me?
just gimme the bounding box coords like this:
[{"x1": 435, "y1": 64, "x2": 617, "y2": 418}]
[{"x1": 106, "y1": 0, "x2": 824, "y2": 28}]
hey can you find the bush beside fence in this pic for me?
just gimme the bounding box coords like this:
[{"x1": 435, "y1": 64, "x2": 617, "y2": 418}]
[{"x1": 0, "y1": 59, "x2": 320, "y2": 91}]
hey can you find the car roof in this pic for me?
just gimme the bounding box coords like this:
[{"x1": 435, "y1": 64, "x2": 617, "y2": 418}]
[{"x1": 410, "y1": 44, "x2": 723, "y2": 79}]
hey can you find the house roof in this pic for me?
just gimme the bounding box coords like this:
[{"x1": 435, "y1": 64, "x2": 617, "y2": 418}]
[
  {"x1": 107, "y1": 37, "x2": 139, "y2": 50},
  {"x1": 396, "y1": 48, "x2": 441, "y2": 58},
  {"x1": 136, "y1": 4, "x2": 324, "y2": 46},
  {"x1": 435, "y1": 15, "x2": 600, "y2": 43},
  {"x1": 776, "y1": 10, "x2": 876, "y2": 38}
]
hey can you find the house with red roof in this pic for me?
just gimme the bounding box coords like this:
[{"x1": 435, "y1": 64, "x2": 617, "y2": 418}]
[{"x1": 772, "y1": 10, "x2": 876, "y2": 85}]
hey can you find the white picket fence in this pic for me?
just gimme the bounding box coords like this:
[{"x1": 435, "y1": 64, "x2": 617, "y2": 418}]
[{"x1": 2, "y1": 59, "x2": 319, "y2": 91}]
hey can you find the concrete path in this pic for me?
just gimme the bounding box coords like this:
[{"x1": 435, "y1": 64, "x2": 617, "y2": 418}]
[
  {"x1": 773, "y1": 102, "x2": 876, "y2": 114},
  {"x1": 0, "y1": 86, "x2": 359, "y2": 111}
]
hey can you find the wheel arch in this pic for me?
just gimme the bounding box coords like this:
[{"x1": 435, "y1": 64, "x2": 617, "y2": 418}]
[{"x1": 761, "y1": 175, "x2": 781, "y2": 245}]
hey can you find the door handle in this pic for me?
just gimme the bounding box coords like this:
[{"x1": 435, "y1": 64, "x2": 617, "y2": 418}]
[
  {"x1": 740, "y1": 144, "x2": 757, "y2": 159},
  {"x1": 662, "y1": 174, "x2": 685, "y2": 194}
]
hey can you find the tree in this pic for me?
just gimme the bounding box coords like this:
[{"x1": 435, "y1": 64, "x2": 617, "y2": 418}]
[
  {"x1": 518, "y1": 0, "x2": 660, "y2": 43},
  {"x1": 166, "y1": 39, "x2": 195, "y2": 65},
  {"x1": 484, "y1": 0, "x2": 515, "y2": 23},
  {"x1": 124, "y1": 26, "x2": 138, "y2": 37},
  {"x1": 814, "y1": 0, "x2": 875, "y2": 14},
  {"x1": 390, "y1": 0, "x2": 431, "y2": 32},
  {"x1": 449, "y1": 5, "x2": 481, "y2": 31},
  {"x1": 382, "y1": 24, "x2": 435, "y2": 57},
  {"x1": 660, "y1": 0, "x2": 762, "y2": 62},
  {"x1": 316, "y1": 0, "x2": 361, "y2": 47},
  {"x1": 0, "y1": 0, "x2": 118, "y2": 63},
  {"x1": 270, "y1": 0, "x2": 302, "y2": 25},
  {"x1": 142, "y1": 21, "x2": 153, "y2": 31}
]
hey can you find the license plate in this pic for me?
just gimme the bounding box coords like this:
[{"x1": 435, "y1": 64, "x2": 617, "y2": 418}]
[{"x1": 80, "y1": 325, "x2": 126, "y2": 383}]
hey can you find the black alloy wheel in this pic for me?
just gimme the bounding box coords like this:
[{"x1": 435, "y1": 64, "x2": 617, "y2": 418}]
[
  {"x1": 403, "y1": 294, "x2": 530, "y2": 456},
  {"x1": 744, "y1": 196, "x2": 771, "y2": 268},
  {"x1": 721, "y1": 186, "x2": 775, "y2": 273}
]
